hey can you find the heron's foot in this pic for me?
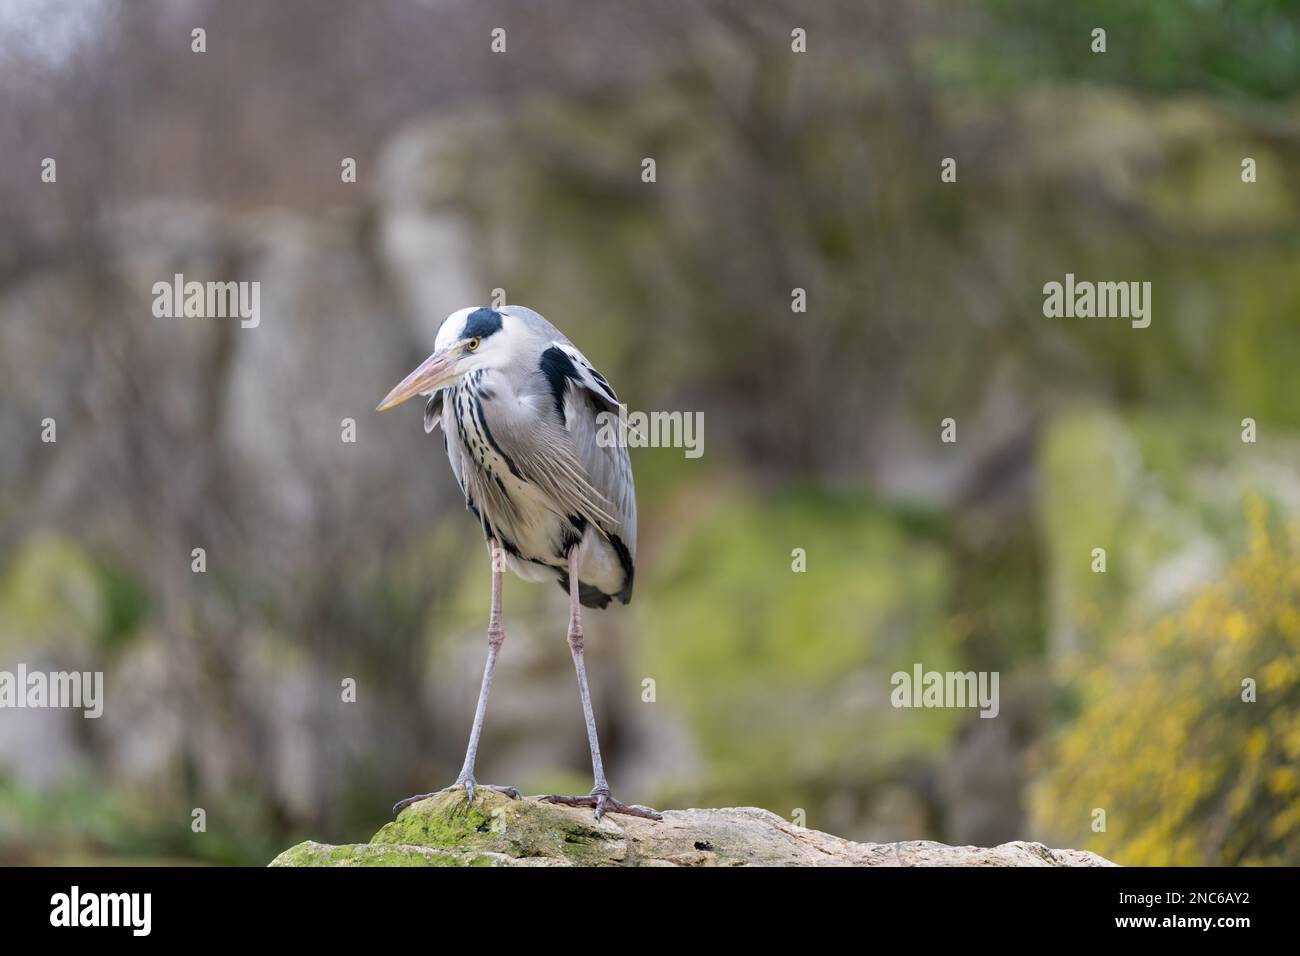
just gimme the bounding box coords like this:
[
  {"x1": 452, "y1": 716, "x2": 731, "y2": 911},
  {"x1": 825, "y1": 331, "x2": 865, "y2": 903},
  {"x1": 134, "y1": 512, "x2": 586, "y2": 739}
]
[
  {"x1": 538, "y1": 787, "x2": 663, "y2": 822},
  {"x1": 392, "y1": 777, "x2": 521, "y2": 816}
]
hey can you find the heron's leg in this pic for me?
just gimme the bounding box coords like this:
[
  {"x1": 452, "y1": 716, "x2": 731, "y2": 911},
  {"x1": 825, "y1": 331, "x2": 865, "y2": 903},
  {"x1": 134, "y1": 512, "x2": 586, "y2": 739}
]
[
  {"x1": 539, "y1": 549, "x2": 662, "y2": 822},
  {"x1": 392, "y1": 540, "x2": 521, "y2": 815}
]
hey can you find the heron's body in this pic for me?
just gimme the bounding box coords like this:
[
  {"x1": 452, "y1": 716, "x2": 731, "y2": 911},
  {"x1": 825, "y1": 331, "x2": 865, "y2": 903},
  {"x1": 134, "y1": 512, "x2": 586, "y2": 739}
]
[
  {"x1": 379, "y1": 305, "x2": 659, "y2": 822},
  {"x1": 431, "y1": 307, "x2": 635, "y2": 607}
]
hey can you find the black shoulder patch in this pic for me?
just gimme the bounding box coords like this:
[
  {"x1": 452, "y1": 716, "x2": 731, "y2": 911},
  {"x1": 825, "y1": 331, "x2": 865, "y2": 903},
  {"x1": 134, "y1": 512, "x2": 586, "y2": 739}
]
[
  {"x1": 539, "y1": 345, "x2": 580, "y2": 424},
  {"x1": 463, "y1": 308, "x2": 503, "y2": 340}
]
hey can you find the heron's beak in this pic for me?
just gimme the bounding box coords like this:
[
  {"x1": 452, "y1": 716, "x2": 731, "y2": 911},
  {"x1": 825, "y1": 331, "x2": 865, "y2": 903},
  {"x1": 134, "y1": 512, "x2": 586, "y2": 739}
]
[{"x1": 376, "y1": 350, "x2": 455, "y2": 412}]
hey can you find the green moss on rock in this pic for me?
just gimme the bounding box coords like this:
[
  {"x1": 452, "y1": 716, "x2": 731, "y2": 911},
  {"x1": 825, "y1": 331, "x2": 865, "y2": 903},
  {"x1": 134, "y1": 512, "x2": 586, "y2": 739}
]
[
  {"x1": 270, "y1": 790, "x2": 1115, "y2": 867},
  {"x1": 269, "y1": 839, "x2": 502, "y2": 867},
  {"x1": 371, "y1": 789, "x2": 628, "y2": 866}
]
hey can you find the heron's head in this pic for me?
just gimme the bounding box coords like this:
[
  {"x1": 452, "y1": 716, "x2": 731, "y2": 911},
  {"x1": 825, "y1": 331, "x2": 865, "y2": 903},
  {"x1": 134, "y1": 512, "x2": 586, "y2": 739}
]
[{"x1": 376, "y1": 307, "x2": 513, "y2": 412}]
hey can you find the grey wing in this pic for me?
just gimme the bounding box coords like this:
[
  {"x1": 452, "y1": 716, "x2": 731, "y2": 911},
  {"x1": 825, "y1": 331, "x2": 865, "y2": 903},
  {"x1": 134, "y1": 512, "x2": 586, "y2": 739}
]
[
  {"x1": 517, "y1": 341, "x2": 636, "y2": 557},
  {"x1": 558, "y1": 349, "x2": 637, "y2": 558}
]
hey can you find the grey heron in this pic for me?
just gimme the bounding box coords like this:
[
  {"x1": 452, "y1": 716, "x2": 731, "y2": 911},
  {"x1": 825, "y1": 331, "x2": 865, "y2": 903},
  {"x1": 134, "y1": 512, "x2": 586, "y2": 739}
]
[{"x1": 377, "y1": 306, "x2": 661, "y2": 822}]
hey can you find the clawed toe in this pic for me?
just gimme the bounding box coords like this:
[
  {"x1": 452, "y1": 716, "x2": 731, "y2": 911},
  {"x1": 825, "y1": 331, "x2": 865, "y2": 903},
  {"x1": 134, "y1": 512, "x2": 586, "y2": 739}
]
[
  {"x1": 538, "y1": 790, "x2": 663, "y2": 822},
  {"x1": 392, "y1": 791, "x2": 440, "y2": 815},
  {"x1": 392, "y1": 779, "x2": 521, "y2": 816}
]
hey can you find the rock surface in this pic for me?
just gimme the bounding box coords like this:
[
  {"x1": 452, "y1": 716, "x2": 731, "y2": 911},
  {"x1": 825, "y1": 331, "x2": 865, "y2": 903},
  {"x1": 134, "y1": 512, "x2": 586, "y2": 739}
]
[{"x1": 270, "y1": 790, "x2": 1115, "y2": 867}]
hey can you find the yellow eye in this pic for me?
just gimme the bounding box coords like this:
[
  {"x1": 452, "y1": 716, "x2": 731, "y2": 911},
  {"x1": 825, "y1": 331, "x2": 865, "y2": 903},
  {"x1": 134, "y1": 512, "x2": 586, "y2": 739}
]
[{"x1": 466, "y1": 337, "x2": 480, "y2": 352}]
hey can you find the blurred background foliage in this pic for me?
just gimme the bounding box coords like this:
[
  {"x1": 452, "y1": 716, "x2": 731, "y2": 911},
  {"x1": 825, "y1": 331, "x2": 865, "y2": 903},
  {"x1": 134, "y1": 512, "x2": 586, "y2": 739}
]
[
  {"x1": 0, "y1": 0, "x2": 1298, "y2": 864},
  {"x1": 1035, "y1": 500, "x2": 1300, "y2": 865}
]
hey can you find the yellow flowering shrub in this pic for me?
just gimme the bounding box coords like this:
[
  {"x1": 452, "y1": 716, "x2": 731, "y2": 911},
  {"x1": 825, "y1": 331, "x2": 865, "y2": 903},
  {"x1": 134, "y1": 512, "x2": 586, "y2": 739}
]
[{"x1": 1033, "y1": 506, "x2": 1300, "y2": 865}]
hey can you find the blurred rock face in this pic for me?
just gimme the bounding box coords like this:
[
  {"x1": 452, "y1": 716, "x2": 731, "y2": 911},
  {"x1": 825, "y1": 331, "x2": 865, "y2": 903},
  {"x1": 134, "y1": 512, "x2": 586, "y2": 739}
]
[{"x1": 0, "y1": 199, "x2": 477, "y2": 845}]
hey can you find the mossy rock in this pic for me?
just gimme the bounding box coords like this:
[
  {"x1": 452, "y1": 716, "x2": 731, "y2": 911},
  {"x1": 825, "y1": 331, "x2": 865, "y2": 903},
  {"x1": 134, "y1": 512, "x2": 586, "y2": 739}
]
[
  {"x1": 269, "y1": 840, "x2": 507, "y2": 867},
  {"x1": 369, "y1": 789, "x2": 631, "y2": 867},
  {"x1": 270, "y1": 789, "x2": 1113, "y2": 867}
]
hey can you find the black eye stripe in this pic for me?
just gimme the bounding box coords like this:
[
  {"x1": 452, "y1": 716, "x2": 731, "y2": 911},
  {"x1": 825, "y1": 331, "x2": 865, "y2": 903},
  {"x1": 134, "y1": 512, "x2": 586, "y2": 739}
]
[{"x1": 462, "y1": 308, "x2": 503, "y2": 340}]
